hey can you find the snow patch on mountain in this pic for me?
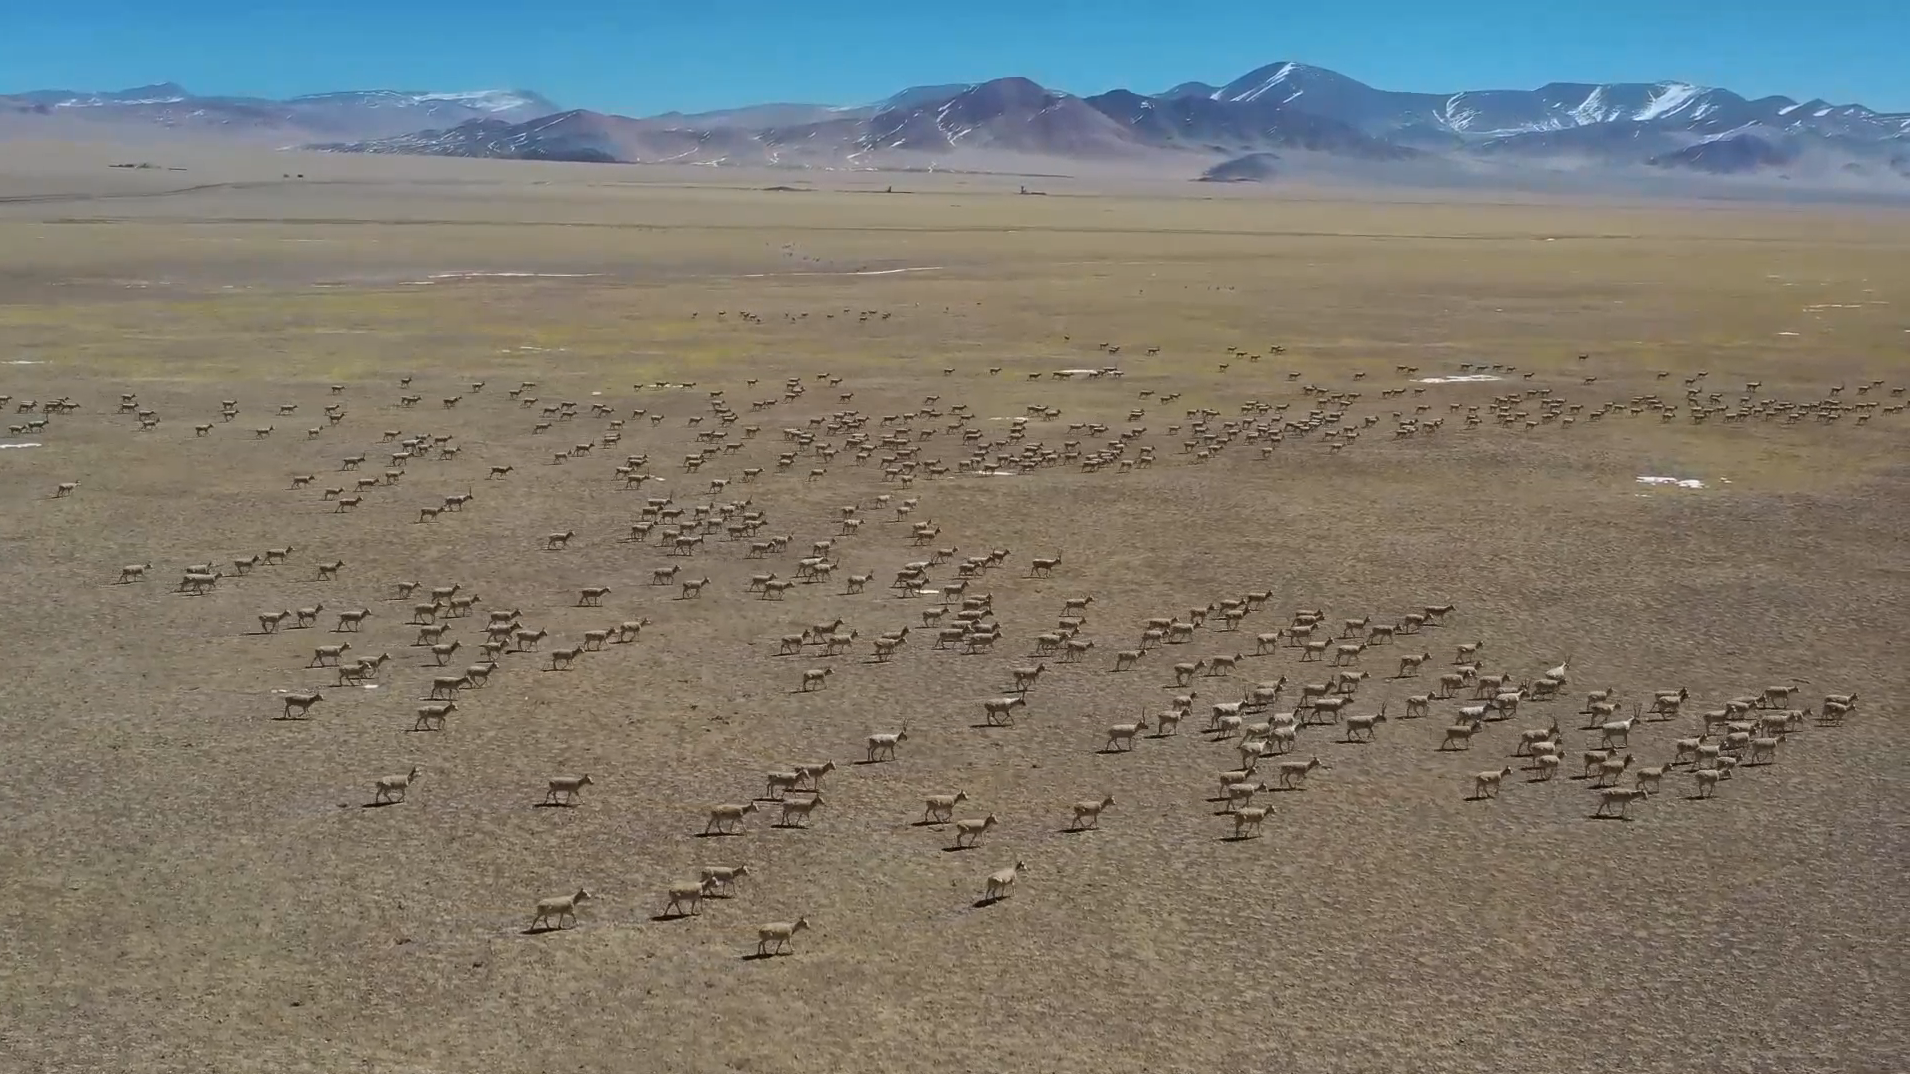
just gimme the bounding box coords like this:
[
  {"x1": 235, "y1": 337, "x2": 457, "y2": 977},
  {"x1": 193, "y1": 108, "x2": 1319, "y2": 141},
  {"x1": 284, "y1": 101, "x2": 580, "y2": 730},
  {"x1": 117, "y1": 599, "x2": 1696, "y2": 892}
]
[
  {"x1": 413, "y1": 91, "x2": 549, "y2": 113},
  {"x1": 1229, "y1": 63, "x2": 1306, "y2": 104},
  {"x1": 58, "y1": 94, "x2": 186, "y2": 107},
  {"x1": 1439, "y1": 96, "x2": 1483, "y2": 131},
  {"x1": 1635, "y1": 82, "x2": 1704, "y2": 121},
  {"x1": 1570, "y1": 87, "x2": 1619, "y2": 125}
]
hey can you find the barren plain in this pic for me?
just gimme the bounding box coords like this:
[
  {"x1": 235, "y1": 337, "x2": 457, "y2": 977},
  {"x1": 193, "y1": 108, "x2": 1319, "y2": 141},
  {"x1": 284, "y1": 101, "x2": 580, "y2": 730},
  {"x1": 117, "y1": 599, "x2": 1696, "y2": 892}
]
[{"x1": 1, "y1": 146, "x2": 1907, "y2": 1074}]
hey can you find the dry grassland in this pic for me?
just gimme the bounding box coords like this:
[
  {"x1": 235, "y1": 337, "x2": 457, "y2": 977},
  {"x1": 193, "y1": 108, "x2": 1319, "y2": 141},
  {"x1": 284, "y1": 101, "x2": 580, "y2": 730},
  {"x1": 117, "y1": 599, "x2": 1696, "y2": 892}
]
[{"x1": 1, "y1": 156, "x2": 1907, "y2": 1074}]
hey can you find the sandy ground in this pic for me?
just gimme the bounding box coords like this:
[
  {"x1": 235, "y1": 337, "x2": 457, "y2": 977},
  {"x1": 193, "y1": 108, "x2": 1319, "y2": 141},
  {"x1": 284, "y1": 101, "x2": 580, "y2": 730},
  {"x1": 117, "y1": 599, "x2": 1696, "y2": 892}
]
[{"x1": 1, "y1": 145, "x2": 1907, "y2": 1074}]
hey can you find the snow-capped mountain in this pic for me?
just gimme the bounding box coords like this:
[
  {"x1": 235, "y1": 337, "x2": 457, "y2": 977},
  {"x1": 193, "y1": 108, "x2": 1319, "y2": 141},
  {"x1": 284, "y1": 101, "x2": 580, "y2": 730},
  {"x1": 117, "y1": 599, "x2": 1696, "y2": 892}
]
[
  {"x1": 0, "y1": 83, "x2": 560, "y2": 141},
  {"x1": 306, "y1": 109, "x2": 790, "y2": 165},
  {"x1": 7, "y1": 65, "x2": 1906, "y2": 193},
  {"x1": 1082, "y1": 89, "x2": 1413, "y2": 160},
  {"x1": 411, "y1": 90, "x2": 553, "y2": 113},
  {"x1": 12, "y1": 82, "x2": 194, "y2": 107},
  {"x1": 855, "y1": 78, "x2": 1140, "y2": 157},
  {"x1": 282, "y1": 89, "x2": 556, "y2": 116},
  {"x1": 307, "y1": 67, "x2": 1905, "y2": 188},
  {"x1": 1207, "y1": 62, "x2": 1908, "y2": 146},
  {"x1": 312, "y1": 77, "x2": 1422, "y2": 168}
]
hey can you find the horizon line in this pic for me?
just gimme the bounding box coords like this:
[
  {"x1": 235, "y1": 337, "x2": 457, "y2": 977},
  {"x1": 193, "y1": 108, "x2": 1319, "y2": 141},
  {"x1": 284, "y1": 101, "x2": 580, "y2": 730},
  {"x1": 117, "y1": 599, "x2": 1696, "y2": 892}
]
[{"x1": 8, "y1": 63, "x2": 1902, "y2": 119}]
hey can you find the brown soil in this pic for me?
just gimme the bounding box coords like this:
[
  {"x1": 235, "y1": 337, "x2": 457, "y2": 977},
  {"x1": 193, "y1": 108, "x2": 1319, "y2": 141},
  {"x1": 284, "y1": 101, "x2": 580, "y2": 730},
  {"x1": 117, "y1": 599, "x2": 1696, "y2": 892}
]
[{"x1": 1, "y1": 149, "x2": 1906, "y2": 1074}]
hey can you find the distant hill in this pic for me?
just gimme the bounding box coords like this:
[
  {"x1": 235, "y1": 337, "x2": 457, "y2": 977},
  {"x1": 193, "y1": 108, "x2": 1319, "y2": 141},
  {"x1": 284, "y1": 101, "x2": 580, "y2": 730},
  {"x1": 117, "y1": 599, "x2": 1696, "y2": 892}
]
[
  {"x1": 0, "y1": 83, "x2": 559, "y2": 142},
  {"x1": 9, "y1": 64, "x2": 1909, "y2": 197},
  {"x1": 1197, "y1": 153, "x2": 1281, "y2": 182},
  {"x1": 1648, "y1": 132, "x2": 1798, "y2": 174}
]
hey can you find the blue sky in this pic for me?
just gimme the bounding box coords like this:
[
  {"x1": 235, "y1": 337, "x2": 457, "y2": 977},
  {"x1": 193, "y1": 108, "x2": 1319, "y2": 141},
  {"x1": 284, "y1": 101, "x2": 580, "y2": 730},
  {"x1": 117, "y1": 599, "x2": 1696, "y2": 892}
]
[{"x1": 5, "y1": 2, "x2": 1904, "y2": 115}]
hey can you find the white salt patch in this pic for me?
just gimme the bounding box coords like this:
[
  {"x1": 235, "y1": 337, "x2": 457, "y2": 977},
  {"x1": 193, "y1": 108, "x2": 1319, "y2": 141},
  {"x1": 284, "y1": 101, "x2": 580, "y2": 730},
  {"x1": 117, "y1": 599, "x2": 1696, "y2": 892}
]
[
  {"x1": 6, "y1": 360, "x2": 45, "y2": 365},
  {"x1": 971, "y1": 470, "x2": 1019, "y2": 477},
  {"x1": 1057, "y1": 369, "x2": 1104, "y2": 375},
  {"x1": 1777, "y1": 332, "x2": 1800, "y2": 337},
  {"x1": 1637, "y1": 476, "x2": 1705, "y2": 489},
  {"x1": 428, "y1": 272, "x2": 602, "y2": 279},
  {"x1": 918, "y1": 589, "x2": 940, "y2": 596},
  {"x1": 737, "y1": 266, "x2": 943, "y2": 278},
  {"x1": 1, "y1": 442, "x2": 44, "y2": 449},
  {"x1": 412, "y1": 272, "x2": 603, "y2": 285},
  {"x1": 1417, "y1": 374, "x2": 1503, "y2": 384}
]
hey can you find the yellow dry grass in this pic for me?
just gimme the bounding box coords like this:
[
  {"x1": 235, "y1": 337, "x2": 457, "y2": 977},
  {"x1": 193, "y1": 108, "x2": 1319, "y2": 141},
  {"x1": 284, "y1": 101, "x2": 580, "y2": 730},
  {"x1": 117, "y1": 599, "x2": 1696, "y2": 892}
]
[{"x1": 1, "y1": 151, "x2": 1907, "y2": 1074}]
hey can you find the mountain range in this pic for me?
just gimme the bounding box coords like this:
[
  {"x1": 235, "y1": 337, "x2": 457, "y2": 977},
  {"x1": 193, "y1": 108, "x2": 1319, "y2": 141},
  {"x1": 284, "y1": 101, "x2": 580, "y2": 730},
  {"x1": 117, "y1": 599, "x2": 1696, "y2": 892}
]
[
  {"x1": 0, "y1": 83, "x2": 558, "y2": 141},
  {"x1": 6, "y1": 65, "x2": 1908, "y2": 193}
]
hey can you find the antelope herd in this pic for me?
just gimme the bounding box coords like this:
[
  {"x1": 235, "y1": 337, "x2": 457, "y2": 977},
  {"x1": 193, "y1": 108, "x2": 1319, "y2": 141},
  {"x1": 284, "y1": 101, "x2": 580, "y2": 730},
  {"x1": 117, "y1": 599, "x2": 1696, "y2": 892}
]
[{"x1": 11, "y1": 354, "x2": 1888, "y2": 957}]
